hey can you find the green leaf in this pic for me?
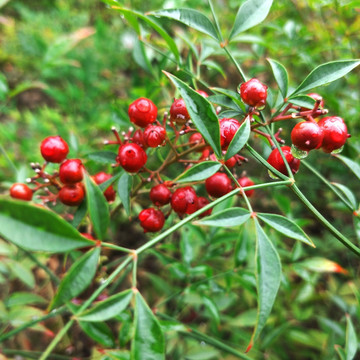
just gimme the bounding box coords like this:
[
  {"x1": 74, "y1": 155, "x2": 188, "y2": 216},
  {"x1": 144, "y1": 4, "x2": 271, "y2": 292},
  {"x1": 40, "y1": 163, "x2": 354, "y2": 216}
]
[
  {"x1": 164, "y1": 72, "x2": 222, "y2": 158},
  {"x1": 84, "y1": 173, "x2": 110, "y2": 240},
  {"x1": 85, "y1": 151, "x2": 117, "y2": 164},
  {"x1": 247, "y1": 221, "x2": 281, "y2": 352},
  {"x1": 196, "y1": 207, "x2": 251, "y2": 227},
  {"x1": 151, "y1": 9, "x2": 219, "y2": 41},
  {"x1": 79, "y1": 321, "x2": 115, "y2": 348},
  {"x1": 202, "y1": 295, "x2": 220, "y2": 325},
  {"x1": 9, "y1": 261, "x2": 35, "y2": 288},
  {"x1": 225, "y1": 116, "x2": 251, "y2": 160},
  {"x1": 267, "y1": 58, "x2": 289, "y2": 98},
  {"x1": 131, "y1": 292, "x2": 165, "y2": 360},
  {"x1": 291, "y1": 60, "x2": 360, "y2": 96},
  {"x1": 345, "y1": 314, "x2": 357, "y2": 360},
  {"x1": 229, "y1": 0, "x2": 273, "y2": 41},
  {"x1": 297, "y1": 257, "x2": 348, "y2": 274},
  {"x1": 5, "y1": 292, "x2": 47, "y2": 307},
  {"x1": 50, "y1": 247, "x2": 100, "y2": 309},
  {"x1": 334, "y1": 155, "x2": 360, "y2": 181},
  {"x1": 99, "y1": 170, "x2": 123, "y2": 191},
  {"x1": 288, "y1": 95, "x2": 316, "y2": 109},
  {"x1": 208, "y1": 95, "x2": 242, "y2": 111},
  {"x1": 202, "y1": 60, "x2": 226, "y2": 78},
  {"x1": 176, "y1": 161, "x2": 222, "y2": 183},
  {"x1": 331, "y1": 183, "x2": 357, "y2": 210},
  {"x1": 117, "y1": 172, "x2": 133, "y2": 216},
  {"x1": 0, "y1": 198, "x2": 93, "y2": 252},
  {"x1": 257, "y1": 213, "x2": 315, "y2": 247},
  {"x1": 77, "y1": 289, "x2": 133, "y2": 322}
]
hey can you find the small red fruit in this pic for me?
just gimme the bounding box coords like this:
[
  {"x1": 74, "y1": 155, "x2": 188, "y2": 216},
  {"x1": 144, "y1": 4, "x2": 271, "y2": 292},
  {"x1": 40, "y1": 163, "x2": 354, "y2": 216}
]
[
  {"x1": 138, "y1": 208, "x2": 165, "y2": 233},
  {"x1": 317, "y1": 116, "x2": 349, "y2": 153},
  {"x1": 143, "y1": 125, "x2": 166, "y2": 148},
  {"x1": 171, "y1": 186, "x2": 198, "y2": 215},
  {"x1": 219, "y1": 118, "x2": 241, "y2": 149},
  {"x1": 196, "y1": 90, "x2": 209, "y2": 97},
  {"x1": 197, "y1": 197, "x2": 212, "y2": 217},
  {"x1": 128, "y1": 98, "x2": 157, "y2": 128},
  {"x1": 150, "y1": 184, "x2": 172, "y2": 206},
  {"x1": 239, "y1": 78, "x2": 268, "y2": 108},
  {"x1": 10, "y1": 183, "x2": 33, "y2": 201},
  {"x1": 291, "y1": 121, "x2": 324, "y2": 151},
  {"x1": 267, "y1": 146, "x2": 300, "y2": 176},
  {"x1": 170, "y1": 98, "x2": 190, "y2": 124},
  {"x1": 58, "y1": 183, "x2": 85, "y2": 206},
  {"x1": 40, "y1": 136, "x2": 69, "y2": 163},
  {"x1": 132, "y1": 129, "x2": 146, "y2": 148},
  {"x1": 205, "y1": 172, "x2": 233, "y2": 198},
  {"x1": 117, "y1": 143, "x2": 147, "y2": 173},
  {"x1": 238, "y1": 177, "x2": 255, "y2": 197},
  {"x1": 93, "y1": 172, "x2": 116, "y2": 202},
  {"x1": 59, "y1": 159, "x2": 84, "y2": 184},
  {"x1": 305, "y1": 93, "x2": 325, "y2": 109}
]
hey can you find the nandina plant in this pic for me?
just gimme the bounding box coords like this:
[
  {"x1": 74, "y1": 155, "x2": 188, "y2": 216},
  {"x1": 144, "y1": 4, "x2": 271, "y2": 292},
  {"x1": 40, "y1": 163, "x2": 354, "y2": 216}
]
[{"x1": 0, "y1": 1, "x2": 359, "y2": 359}]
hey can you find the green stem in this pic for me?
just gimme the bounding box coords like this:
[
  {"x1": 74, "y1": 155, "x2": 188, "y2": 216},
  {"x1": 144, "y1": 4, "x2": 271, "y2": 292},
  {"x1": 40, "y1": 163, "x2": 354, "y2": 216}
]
[
  {"x1": 222, "y1": 46, "x2": 246, "y2": 82},
  {"x1": 2, "y1": 349, "x2": 72, "y2": 360},
  {"x1": 0, "y1": 144, "x2": 17, "y2": 174},
  {"x1": 208, "y1": 0, "x2": 223, "y2": 42},
  {"x1": 101, "y1": 242, "x2": 133, "y2": 253}
]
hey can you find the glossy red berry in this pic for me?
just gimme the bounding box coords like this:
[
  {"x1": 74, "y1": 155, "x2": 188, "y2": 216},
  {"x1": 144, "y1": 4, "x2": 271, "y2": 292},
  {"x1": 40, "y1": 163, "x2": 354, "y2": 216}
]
[
  {"x1": 238, "y1": 177, "x2": 255, "y2": 197},
  {"x1": 291, "y1": 121, "x2": 324, "y2": 151},
  {"x1": 93, "y1": 172, "x2": 116, "y2": 202},
  {"x1": 128, "y1": 98, "x2": 157, "y2": 128},
  {"x1": 305, "y1": 93, "x2": 325, "y2": 109},
  {"x1": 117, "y1": 143, "x2": 147, "y2": 173},
  {"x1": 40, "y1": 136, "x2": 69, "y2": 163},
  {"x1": 267, "y1": 146, "x2": 300, "y2": 176},
  {"x1": 143, "y1": 125, "x2": 166, "y2": 148},
  {"x1": 196, "y1": 90, "x2": 209, "y2": 97},
  {"x1": 171, "y1": 186, "x2": 198, "y2": 215},
  {"x1": 205, "y1": 172, "x2": 233, "y2": 198},
  {"x1": 58, "y1": 183, "x2": 85, "y2": 206},
  {"x1": 139, "y1": 208, "x2": 165, "y2": 233},
  {"x1": 10, "y1": 183, "x2": 33, "y2": 201},
  {"x1": 150, "y1": 184, "x2": 172, "y2": 206},
  {"x1": 219, "y1": 118, "x2": 241, "y2": 149},
  {"x1": 197, "y1": 197, "x2": 212, "y2": 217},
  {"x1": 59, "y1": 159, "x2": 84, "y2": 184},
  {"x1": 239, "y1": 78, "x2": 268, "y2": 108},
  {"x1": 170, "y1": 98, "x2": 190, "y2": 124},
  {"x1": 132, "y1": 129, "x2": 146, "y2": 148},
  {"x1": 317, "y1": 116, "x2": 349, "y2": 153}
]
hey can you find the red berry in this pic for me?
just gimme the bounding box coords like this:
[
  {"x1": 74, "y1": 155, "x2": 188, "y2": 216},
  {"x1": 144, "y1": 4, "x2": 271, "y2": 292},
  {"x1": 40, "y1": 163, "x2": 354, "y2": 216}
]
[
  {"x1": 239, "y1": 78, "x2": 268, "y2": 108},
  {"x1": 150, "y1": 184, "x2": 172, "y2": 206},
  {"x1": 317, "y1": 116, "x2": 349, "y2": 153},
  {"x1": 170, "y1": 98, "x2": 190, "y2": 124},
  {"x1": 219, "y1": 118, "x2": 241, "y2": 149},
  {"x1": 10, "y1": 183, "x2": 33, "y2": 201},
  {"x1": 205, "y1": 172, "x2": 233, "y2": 198},
  {"x1": 224, "y1": 156, "x2": 237, "y2": 168},
  {"x1": 81, "y1": 233, "x2": 95, "y2": 240},
  {"x1": 196, "y1": 90, "x2": 209, "y2": 97},
  {"x1": 143, "y1": 125, "x2": 166, "y2": 148},
  {"x1": 93, "y1": 172, "x2": 116, "y2": 202},
  {"x1": 171, "y1": 186, "x2": 198, "y2": 215},
  {"x1": 128, "y1": 98, "x2": 157, "y2": 128},
  {"x1": 59, "y1": 159, "x2": 84, "y2": 184},
  {"x1": 117, "y1": 143, "x2": 147, "y2": 173},
  {"x1": 189, "y1": 132, "x2": 205, "y2": 152},
  {"x1": 139, "y1": 208, "x2": 165, "y2": 233},
  {"x1": 238, "y1": 177, "x2": 255, "y2": 197},
  {"x1": 197, "y1": 197, "x2": 212, "y2": 217},
  {"x1": 40, "y1": 136, "x2": 69, "y2": 163},
  {"x1": 291, "y1": 121, "x2": 324, "y2": 151},
  {"x1": 301, "y1": 93, "x2": 324, "y2": 110},
  {"x1": 132, "y1": 129, "x2": 146, "y2": 148},
  {"x1": 267, "y1": 146, "x2": 300, "y2": 176},
  {"x1": 58, "y1": 183, "x2": 85, "y2": 206}
]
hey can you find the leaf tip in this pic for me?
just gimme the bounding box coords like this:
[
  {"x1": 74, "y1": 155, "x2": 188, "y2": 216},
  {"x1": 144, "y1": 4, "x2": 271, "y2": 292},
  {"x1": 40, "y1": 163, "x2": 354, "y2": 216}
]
[{"x1": 245, "y1": 341, "x2": 253, "y2": 353}]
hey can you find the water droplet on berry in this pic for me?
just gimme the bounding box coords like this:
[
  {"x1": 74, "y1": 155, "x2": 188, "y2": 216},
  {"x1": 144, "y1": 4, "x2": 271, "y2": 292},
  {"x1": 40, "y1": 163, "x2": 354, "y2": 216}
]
[
  {"x1": 331, "y1": 145, "x2": 344, "y2": 154},
  {"x1": 291, "y1": 144, "x2": 308, "y2": 159}
]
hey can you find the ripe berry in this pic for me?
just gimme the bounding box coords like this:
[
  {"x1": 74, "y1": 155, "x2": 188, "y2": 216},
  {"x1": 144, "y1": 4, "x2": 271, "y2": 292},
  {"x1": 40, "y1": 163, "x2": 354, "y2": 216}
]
[
  {"x1": 58, "y1": 183, "x2": 85, "y2": 206},
  {"x1": 238, "y1": 177, "x2": 255, "y2": 197},
  {"x1": 291, "y1": 121, "x2": 324, "y2": 151},
  {"x1": 59, "y1": 159, "x2": 84, "y2": 184},
  {"x1": 239, "y1": 78, "x2": 268, "y2": 108},
  {"x1": 219, "y1": 118, "x2": 241, "y2": 149},
  {"x1": 171, "y1": 186, "x2": 198, "y2": 215},
  {"x1": 205, "y1": 172, "x2": 233, "y2": 198},
  {"x1": 150, "y1": 184, "x2": 172, "y2": 206},
  {"x1": 170, "y1": 98, "x2": 190, "y2": 124},
  {"x1": 93, "y1": 172, "x2": 116, "y2": 202},
  {"x1": 81, "y1": 233, "x2": 95, "y2": 240},
  {"x1": 128, "y1": 98, "x2": 157, "y2": 128},
  {"x1": 224, "y1": 156, "x2": 237, "y2": 168},
  {"x1": 138, "y1": 208, "x2": 165, "y2": 233},
  {"x1": 304, "y1": 93, "x2": 325, "y2": 109},
  {"x1": 40, "y1": 136, "x2": 69, "y2": 163},
  {"x1": 143, "y1": 125, "x2": 166, "y2": 148},
  {"x1": 117, "y1": 143, "x2": 147, "y2": 173},
  {"x1": 317, "y1": 116, "x2": 349, "y2": 153},
  {"x1": 10, "y1": 183, "x2": 33, "y2": 201},
  {"x1": 197, "y1": 197, "x2": 212, "y2": 217},
  {"x1": 132, "y1": 129, "x2": 146, "y2": 148},
  {"x1": 196, "y1": 90, "x2": 209, "y2": 97},
  {"x1": 267, "y1": 146, "x2": 300, "y2": 176}
]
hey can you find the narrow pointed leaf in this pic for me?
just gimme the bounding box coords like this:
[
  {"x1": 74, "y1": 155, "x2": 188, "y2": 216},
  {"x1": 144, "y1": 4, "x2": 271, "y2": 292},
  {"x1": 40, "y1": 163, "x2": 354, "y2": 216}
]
[
  {"x1": 50, "y1": 247, "x2": 100, "y2": 309},
  {"x1": 118, "y1": 172, "x2": 133, "y2": 216},
  {"x1": 334, "y1": 155, "x2": 360, "y2": 181},
  {"x1": 288, "y1": 95, "x2": 315, "y2": 109},
  {"x1": 257, "y1": 213, "x2": 315, "y2": 247},
  {"x1": 196, "y1": 207, "x2": 251, "y2": 227},
  {"x1": 229, "y1": 0, "x2": 273, "y2": 41},
  {"x1": 164, "y1": 72, "x2": 221, "y2": 157},
  {"x1": 79, "y1": 321, "x2": 115, "y2": 348},
  {"x1": 131, "y1": 292, "x2": 165, "y2": 360},
  {"x1": 267, "y1": 58, "x2": 289, "y2": 98},
  {"x1": 208, "y1": 95, "x2": 243, "y2": 111},
  {"x1": 345, "y1": 315, "x2": 357, "y2": 360},
  {"x1": 151, "y1": 9, "x2": 219, "y2": 41},
  {"x1": 85, "y1": 151, "x2": 117, "y2": 164},
  {"x1": 225, "y1": 116, "x2": 251, "y2": 160},
  {"x1": 0, "y1": 198, "x2": 93, "y2": 252},
  {"x1": 99, "y1": 170, "x2": 123, "y2": 191},
  {"x1": 297, "y1": 257, "x2": 348, "y2": 274},
  {"x1": 84, "y1": 173, "x2": 110, "y2": 240},
  {"x1": 331, "y1": 183, "x2": 357, "y2": 210},
  {"x1": 77, "y1": 289, "x2": 133, "y2": 322},
  {"x1": 176, "y1": 161, "x2": 221, "y2": 183},
  {"x1": 291, "y1": 60, "x2": 360, "y2": 96}
]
